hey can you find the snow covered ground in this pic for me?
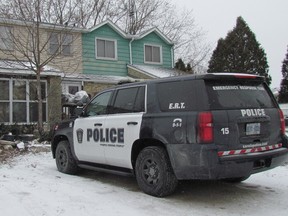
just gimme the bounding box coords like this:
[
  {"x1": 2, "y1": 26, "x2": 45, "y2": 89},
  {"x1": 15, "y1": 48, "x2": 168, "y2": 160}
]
[{"x1": 1, "y1": 150, "x2": 288, "y2": 216}]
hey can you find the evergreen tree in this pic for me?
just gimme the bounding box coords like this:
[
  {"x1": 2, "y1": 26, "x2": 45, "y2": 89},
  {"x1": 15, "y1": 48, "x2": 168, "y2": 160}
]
[
  {"x1": 186, "y1": 63, "x2": 193, "y2": 74},
  {"x1": 278, "y1": 46, "x2": 288, "y2": 103},
  {"x1": 175, "y1": 58, "x2": 186, "y2": 72},
  {"x1": 208, "y1": 16, "x2": 271, "y2": 85}
]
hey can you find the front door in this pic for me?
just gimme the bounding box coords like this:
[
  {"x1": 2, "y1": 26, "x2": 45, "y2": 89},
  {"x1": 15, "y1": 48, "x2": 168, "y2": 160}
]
[{"x1": 73, "y1": 90, "x2": 113, "y2": 164}]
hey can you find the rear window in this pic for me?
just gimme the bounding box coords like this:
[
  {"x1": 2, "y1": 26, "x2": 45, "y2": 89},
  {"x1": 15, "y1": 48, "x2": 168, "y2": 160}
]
[{"x1": 206, "y1": 80, "x2": 276, "y2": 109}]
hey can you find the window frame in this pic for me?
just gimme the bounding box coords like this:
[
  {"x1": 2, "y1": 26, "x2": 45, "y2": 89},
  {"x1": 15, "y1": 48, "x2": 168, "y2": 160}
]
[
  {"x1": 0, "y1": 78, "x2": 48, "y2": 124},
  {"x1": 0, "y1": 26, "x2": 14, "y2": 51},
  {"x1": 144, "y1": 44, "x2": 162, "y2": 64},
  {"x1": 61, "y1": 81, "x2": 82, "y2": 95},
  {"x1": 111, "y1": 86, "x2": 146, "y2": 114},
  {"x1": 95, "y1": 37, "x2": 118, "y2": 61}
]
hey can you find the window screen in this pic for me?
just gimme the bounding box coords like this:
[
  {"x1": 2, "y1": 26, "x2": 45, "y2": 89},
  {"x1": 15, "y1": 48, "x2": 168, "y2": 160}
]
[
  {"x1": 145, "y1": 45, "x2": 161, "y2": 63},
  {"x1": 96, "y1": 39, "x2": 116, "y2": 59}
]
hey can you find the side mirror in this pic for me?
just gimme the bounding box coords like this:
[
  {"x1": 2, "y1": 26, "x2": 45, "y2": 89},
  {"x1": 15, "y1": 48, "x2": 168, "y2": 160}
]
[{"x1": 74, "y1": 105, "x2": 84, "y2": 117}]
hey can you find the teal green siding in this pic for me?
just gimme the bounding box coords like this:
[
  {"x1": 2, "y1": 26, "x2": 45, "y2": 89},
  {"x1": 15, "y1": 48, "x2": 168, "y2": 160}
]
[
  {"x1": 132, "y1": 32, "x2": 172, "y2": 68},
  {"x1": 82, "y1": 24, "x2": 173, "y2": 77},
  {"x1": 82, "y1": 25, "x2": 130, "y2": 76}
]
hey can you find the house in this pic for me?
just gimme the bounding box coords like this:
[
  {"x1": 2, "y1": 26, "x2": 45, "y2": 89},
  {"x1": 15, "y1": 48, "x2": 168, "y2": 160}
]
[
  {"x1": 0, "y1": 18, "x2": 176, "y2": 130},
  {"x1": 66, "y1": 20, "x2": 177, "y2": 96},
  {"x1": 0, "y1": 18, "x2": 85, "y2": 128}
]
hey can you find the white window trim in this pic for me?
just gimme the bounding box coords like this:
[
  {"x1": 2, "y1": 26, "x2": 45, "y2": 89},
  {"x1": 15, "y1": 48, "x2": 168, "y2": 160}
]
[
  {"x1": 144, "y1": 43, "x2": 162, "y2": 65},
  {"x1": 95, "y1": 37, "x2": 118, "y2": 61},
  {"x1": 0, "y1": 78, "x2": 48, "y2": 124}
]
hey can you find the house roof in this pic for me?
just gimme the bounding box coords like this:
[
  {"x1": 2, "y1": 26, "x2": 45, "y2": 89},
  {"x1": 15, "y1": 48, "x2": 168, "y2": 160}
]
[
  {"x1": 0, "y1": 60, "x2": 62, "y2": 76},
  {"x1": 137, "y1": 27, "x2": 173, "y2": 45},
  {"x1": 62, "y1": 73, "x2": 139, "y2": 84},
  {"x1": 0, "y1": 18, "x2": 173, "y2": 45},
  {"x1": 88, "y1": 20, "x2": 127, "y2": 38},
  {"x1": 87, "y1": 20, "x2": 173, "y2": 45},
  {"x1": 0, "y1": 17, "x2": 87, "y2": 33},
  {"x1": 128, "y1": 64, "x2": 182, "y2": 78}
]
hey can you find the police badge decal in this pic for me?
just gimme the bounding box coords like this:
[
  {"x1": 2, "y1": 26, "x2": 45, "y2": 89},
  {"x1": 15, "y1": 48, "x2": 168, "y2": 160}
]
[{"x1": 76, "y1": 129, "x2": 84, "y2": 144}]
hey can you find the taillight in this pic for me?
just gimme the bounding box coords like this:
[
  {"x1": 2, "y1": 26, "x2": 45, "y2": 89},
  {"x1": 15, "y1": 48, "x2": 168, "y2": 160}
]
[
  {"x1": 279, "y1": 109, "x2": 286, "y2": 135},
  {"x1": 198, "y1": 112, "x2": 213, "y2": 143}
]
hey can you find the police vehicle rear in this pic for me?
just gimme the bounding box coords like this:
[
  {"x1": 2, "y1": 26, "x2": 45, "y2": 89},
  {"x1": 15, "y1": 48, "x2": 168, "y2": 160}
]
[{"x1": 51, "y1": 73, "x2": 288, "y2": 197}]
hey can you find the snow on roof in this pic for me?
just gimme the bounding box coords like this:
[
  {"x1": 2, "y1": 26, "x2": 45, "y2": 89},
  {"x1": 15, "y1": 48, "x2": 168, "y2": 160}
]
[
  {"x1": 62, "y1": 73, "x2": 138, "y2": 84},
  {"x1": 0, "y1": 60, "x2": 62, "y2": 76},
  {"x1": 128, "y1": 64, "x2": 182, "y2": 78}
]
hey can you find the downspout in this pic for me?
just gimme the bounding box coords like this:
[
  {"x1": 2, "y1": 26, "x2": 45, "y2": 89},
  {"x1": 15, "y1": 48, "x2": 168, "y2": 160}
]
[
  {"x1": 129, "y1": 37, "x2": 135, "y2": 65},
  {"x1": 171, "y1": 45, "x2": 175, "y2": 68}
]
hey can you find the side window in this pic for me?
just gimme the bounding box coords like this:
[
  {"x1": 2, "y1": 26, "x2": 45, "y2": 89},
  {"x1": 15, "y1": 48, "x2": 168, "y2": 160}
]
[
  {"x1": 85, "y1": 91, "x2": 112, "y2": 116},
  {"x1": 112, "y1": 86, "x2": 145, "y2": 114},
  {"x1": 157, "y1": 81, "x2": 198, "y2": 112}
]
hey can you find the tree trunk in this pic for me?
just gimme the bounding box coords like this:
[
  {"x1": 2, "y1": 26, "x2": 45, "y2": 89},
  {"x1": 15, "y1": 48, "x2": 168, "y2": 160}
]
[{"x1": 36, "y1": 69, "x2": 43, "y2": 136}]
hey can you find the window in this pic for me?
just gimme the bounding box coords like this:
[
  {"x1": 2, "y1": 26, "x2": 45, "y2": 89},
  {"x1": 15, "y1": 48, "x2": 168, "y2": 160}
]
[
  {"x1": 62, "y1": 82, "x2": 82, "y2": 95},
  {"x1": 0, "y1": 78, "x2": 47, "y2": 123},
  {"x1": 62, "y1": 34, "x2": 73, "y2": 55},
  {"x1": 49, "y1": 33, "x2": 59, "y2": 55},
  {"x1": 68, "y1": 86, "x2": 79, "y2": 95},
  {"x1": 144, "y1": 44, "x2": 162, "y2": 64},
  {"x1": 96, "y1": 38, "x2": 117, "y2": 60},
  {"x1": 157, "y1": 80, "x2": 198, "y2": 112},
  {"x1": 49, "y1": 32, "x2": 73, "y2": 55},
  {"x1": 205, "y1": 80, "x2": 275, "y2": 109},
  {"x1": 112, "y1": 87, "x2": 145, "y2": 114},
  {"x1": 0, "y1": 26, "x2": 13, "y2": 50},
  {"x1": 85, "y1": 91, "x2": 112, "y2": 116},
  {"x1": 0, "y1": 80, "x2": 9, "y2": 122}
]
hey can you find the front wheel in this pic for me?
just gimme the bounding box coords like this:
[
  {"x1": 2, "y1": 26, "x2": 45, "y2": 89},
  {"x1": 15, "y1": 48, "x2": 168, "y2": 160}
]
[
  {"x1": 135, "y1": 146, "x2": 178, "y2": 197},
  {"x1": 55, "y1": 140, "x2": 78, "y2": 174}
]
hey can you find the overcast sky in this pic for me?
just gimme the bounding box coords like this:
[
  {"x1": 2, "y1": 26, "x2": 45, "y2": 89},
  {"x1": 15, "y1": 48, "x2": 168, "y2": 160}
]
[{"x1": 171, "y1": 0, "x2": 288, "y2": 88}]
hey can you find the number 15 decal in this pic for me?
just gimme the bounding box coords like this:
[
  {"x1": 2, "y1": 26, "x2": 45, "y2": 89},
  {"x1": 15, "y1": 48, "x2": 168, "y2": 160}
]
[{"x1": 221, "y1": 127, "x2": 229, "y2": 135}]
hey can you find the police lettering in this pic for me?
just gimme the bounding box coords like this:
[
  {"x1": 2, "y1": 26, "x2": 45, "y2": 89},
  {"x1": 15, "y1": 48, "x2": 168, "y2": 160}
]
[
  {"x1": 87, "y1": 128, "x2": 124, "y2": 143},
  {"x1": 241, "y1": 109, "x2": 265, "y2": 117},
  {"x1": 169, "y1": 102, "x2": 186, "y2": 110}
]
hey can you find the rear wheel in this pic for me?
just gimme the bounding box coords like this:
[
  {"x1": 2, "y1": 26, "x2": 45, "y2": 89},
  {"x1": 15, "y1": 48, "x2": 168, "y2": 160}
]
[
  {"x1": 135, "y1": 146, "x2": 178, "y2": 197},
  {"x1": 55, "y1": 140, "x2": 78, "y2": 174}
]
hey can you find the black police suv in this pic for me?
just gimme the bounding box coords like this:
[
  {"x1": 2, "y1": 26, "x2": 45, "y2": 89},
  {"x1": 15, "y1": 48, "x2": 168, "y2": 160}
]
[{"x1": 51, "y1": 73, "x2": 288, "y2": 197}]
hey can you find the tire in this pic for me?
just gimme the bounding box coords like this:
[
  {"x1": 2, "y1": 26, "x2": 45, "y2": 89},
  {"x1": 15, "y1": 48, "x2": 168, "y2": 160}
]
[
  {"x1": 135, "y1": 146, "x2": 178, "y2": 197},
  {"x1": 55, "y1": 140, "x2": 78, "y2": 174},
  {"x1": 222, "y1": 176, "x2": 250, "y2": 183}
]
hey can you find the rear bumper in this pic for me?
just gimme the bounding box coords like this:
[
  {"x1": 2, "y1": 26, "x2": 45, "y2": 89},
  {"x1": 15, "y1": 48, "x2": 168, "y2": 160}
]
[{"x1": 167, "y1": 144, "x2": 288, "y2": 180}]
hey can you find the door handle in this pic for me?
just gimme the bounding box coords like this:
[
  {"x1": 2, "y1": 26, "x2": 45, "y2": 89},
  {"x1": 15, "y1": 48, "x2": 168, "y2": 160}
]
[
  {"x1": 127, "y1": 122, "x2": 138, "y2": 125},
  {"x1": 94, "y1": 123, "x2": 102, "y2": 126}
]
